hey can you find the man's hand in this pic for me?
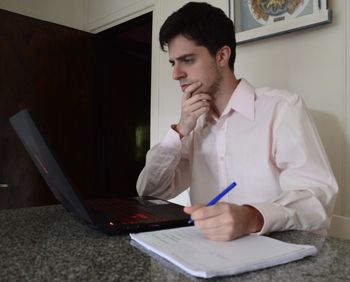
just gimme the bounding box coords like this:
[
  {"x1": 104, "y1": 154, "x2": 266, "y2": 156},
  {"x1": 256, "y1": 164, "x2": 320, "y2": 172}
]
[
  {"x1": 175, "y1": 81, "x2": 211, "y2": 137},
  {"x1": 184, "y1": 203, "x2": 264, "y2": 241}
]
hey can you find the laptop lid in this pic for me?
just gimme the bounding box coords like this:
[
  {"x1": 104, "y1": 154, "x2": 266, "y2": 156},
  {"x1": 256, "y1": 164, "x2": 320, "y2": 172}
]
[
  {"x1": 9, "y1": 109, "x2": 94, "y2": 224},
  {"x1": 9, "y1": 109, "x2": 190, "y2": 235}
]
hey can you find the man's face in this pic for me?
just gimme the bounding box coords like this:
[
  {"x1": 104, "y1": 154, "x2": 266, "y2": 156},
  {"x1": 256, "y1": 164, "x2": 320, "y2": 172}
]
[{"x1": 168, "y1": 34, "x2": 222, "y2": 96}]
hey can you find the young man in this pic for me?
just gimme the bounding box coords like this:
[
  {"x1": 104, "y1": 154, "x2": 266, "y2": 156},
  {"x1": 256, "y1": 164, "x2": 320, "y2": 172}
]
[{"x1": 137, "y1": 2, "x2": 338, "y2": 241}]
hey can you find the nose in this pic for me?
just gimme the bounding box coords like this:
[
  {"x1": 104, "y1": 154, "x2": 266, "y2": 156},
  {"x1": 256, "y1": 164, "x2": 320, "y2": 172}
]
[{"x1": 172, "y1": 63, "x2": 186, "y2": 80}]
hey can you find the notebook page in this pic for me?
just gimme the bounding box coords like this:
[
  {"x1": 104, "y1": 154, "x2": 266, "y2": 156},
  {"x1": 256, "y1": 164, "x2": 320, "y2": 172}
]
[{"x1": 130, "y1": 226, "x2": 317, "y2": 278}]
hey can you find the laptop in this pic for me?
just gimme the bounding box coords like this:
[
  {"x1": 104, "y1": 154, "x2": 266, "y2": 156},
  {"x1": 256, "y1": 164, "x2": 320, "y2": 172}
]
[{"x1": 9, "y1": 109, "x2": 190, "y2": 235}]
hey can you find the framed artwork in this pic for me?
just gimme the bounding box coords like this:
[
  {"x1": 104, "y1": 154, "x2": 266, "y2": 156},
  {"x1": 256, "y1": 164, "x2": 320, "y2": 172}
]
[{"x1": 230, "y1": 0, "x2": 332, "y2": 44}]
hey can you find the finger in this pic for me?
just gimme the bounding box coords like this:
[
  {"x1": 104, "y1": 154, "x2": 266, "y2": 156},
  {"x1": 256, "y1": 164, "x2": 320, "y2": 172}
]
[
  {"x1": 190, "y1": 93, "x2": 212, "y2": 102},
  {"x1": 190, "y1": 205, "x2": 222, "y2": 221},
  {"x1": 199, "y1": 223, "x2": 236, "y2": 241},
  {"x1": 186, "y1": 100, "x2": 211, "y2": 113},
  {"x1": 203, "y1": 230, "x2": 236, "y2": 241},
  {"x1": 182, "y1": 82, "x2": 202, "y2": 100},
  {"x1": 189, "y1": 106, "x2": 210, "y2": 120},
  {"x1": 195, "y1": 214, "x2": 224, "y2": 229},
  {"x1": 182, "y1": 92, "x2": 211, "y2": 108},
  {"x1": 182, "y1": 95, "x2": 210, "y2": 112},
  {"x1": 183, "y1": 203, "x2": 205, "y2": 215}
]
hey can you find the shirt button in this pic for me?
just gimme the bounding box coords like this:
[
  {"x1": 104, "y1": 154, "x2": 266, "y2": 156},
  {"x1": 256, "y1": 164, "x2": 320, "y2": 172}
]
[{"x1": 220, "y1": 156, "x2": 224, "y2": 161}]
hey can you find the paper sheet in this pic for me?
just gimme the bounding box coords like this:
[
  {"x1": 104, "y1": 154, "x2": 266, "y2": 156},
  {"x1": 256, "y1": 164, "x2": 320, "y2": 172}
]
[{"x1": 130, "y1": 226, "x2": 317, "y2": 278}]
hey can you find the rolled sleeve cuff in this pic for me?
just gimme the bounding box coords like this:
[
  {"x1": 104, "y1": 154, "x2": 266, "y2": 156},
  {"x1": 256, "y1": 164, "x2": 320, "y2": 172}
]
[{"x1": 248, "y1": 202, "x2": 287, "y2": 235}]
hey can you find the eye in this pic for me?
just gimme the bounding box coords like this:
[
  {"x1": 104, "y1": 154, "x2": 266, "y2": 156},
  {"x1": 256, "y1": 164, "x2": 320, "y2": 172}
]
[{"x1": 183, "y1": 58, "x2": 194, "y2": 64}]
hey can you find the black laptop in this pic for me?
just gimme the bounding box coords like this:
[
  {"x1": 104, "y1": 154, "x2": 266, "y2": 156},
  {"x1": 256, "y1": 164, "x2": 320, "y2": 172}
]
[{"x1": 9, "y1": 109, "x2": 190, "y2": 235}]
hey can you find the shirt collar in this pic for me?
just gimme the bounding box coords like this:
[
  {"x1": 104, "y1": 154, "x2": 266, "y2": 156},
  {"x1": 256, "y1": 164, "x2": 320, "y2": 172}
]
[
  {"x1": 225, "y1": 78, "x2": 256, "y2": 121},
  {"x1": 202, "y1": 78, "x2": 256, "y2": 127}
]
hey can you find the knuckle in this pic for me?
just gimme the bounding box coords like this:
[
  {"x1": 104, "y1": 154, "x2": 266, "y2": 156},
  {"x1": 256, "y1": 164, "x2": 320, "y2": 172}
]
[
  {"x1": 219, "y1": 202, "x2": 230, "y2": 212},
  {"x1": 196, "y1": 209, "x2": 205, "y2": 218},
  {"x1": 224, "y1": 216, "x2": 234, "y2": 226}
]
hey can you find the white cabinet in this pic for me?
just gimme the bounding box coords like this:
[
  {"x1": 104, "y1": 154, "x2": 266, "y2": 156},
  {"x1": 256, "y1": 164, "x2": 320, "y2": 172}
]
[
  {"x1": 86, "y1": 0, "x2": 155, "y2": 33},
  {"x1": 88, "y1": 0, "x2": 142, "y2": 23}
]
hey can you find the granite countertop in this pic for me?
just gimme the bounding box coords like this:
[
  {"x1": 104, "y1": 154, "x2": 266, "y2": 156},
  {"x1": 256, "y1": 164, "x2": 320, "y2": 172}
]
[{"x1": 0, "y1": 205, "x2": 350, "y2": 281}]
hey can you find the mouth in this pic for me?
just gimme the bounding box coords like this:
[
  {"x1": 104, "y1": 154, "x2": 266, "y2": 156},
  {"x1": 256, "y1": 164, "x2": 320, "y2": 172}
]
[{"x1": 181, "y1": 84, "x2": 190, "y2": 92}]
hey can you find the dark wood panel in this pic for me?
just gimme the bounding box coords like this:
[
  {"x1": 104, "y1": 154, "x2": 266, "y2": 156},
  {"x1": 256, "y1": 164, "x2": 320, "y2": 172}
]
[{"x1": 0, "y1": 9, "x2": 95, "y2": 208}]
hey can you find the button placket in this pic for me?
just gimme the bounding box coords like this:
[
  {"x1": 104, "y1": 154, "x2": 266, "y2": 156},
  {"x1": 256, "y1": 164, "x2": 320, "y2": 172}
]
[{"x1": 216, "y1": 120, "x2": 227, "y2": 191}]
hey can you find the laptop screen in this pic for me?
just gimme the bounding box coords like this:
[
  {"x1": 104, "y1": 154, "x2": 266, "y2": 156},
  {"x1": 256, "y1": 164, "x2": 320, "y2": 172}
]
[{"x1": 9, "y1": 109, "x2": 93, "y2": 223}]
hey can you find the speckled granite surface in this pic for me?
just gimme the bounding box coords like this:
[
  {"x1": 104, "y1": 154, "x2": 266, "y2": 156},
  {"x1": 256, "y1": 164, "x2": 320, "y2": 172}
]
[{"x1": 0, "y1": 205, "x2": 349, "y2": 281}]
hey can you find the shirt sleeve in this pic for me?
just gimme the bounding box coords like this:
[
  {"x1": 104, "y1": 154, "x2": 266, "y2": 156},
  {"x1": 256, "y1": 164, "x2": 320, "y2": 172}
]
[
  {"x1": 249, "y1": 94, "x2": 338, "y2": 234},
  {"x1": 136, "y1": 127, "x2": 192, "y2": 200}
]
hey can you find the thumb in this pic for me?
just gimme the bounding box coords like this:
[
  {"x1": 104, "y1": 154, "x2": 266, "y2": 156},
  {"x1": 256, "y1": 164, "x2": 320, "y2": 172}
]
[{"x1": 182, "y1": 90, "x2": 192, "y2": 103}]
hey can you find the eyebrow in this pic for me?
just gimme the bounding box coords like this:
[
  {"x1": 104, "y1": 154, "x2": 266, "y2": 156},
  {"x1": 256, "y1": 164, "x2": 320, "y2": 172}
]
[{"x1": 169, "y1": 53, "x2": 196, "y2": 64}]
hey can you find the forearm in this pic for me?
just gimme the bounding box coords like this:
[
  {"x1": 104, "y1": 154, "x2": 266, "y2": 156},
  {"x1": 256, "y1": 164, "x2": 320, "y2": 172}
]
[
  {"x1": 137, "y1": 148, "x2": 189, "y2": 199},
  {"x1": 136, "y1": 129, "x2": 191, "y2": 199},
  {"x1": 250, "y1": 185, "x2": 338, "y2": 234}
]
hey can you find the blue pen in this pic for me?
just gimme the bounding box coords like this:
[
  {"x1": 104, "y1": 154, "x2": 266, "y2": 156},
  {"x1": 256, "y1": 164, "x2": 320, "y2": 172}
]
[{"x1": 188, "y1": 181, "x2": 237, "y2": 224}]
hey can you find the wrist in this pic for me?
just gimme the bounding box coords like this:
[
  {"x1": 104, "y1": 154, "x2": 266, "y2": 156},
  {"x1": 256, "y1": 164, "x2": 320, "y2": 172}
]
[
  {"x1": 171, "y1": 124, "x2": 186, "y2": 139},
  {"x1": 243, "y1": 205, "x2": 264, "y2": 233}
]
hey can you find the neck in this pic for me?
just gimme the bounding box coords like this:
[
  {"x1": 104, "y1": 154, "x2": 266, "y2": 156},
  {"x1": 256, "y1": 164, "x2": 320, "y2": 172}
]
[{"x1": 211, "y1": 71, "x2": 239, "y2": 117}]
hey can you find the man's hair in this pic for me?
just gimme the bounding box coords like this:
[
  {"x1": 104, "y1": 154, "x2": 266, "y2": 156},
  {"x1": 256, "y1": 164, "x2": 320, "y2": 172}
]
[{"x1": 159, "y1": 2, "x2": 236, "y2": 70}]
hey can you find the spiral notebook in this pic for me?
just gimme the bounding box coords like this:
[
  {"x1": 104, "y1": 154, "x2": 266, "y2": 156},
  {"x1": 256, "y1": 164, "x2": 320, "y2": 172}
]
[{"x1": 130, "y1": 226, "x2": 317, "y2": 278}]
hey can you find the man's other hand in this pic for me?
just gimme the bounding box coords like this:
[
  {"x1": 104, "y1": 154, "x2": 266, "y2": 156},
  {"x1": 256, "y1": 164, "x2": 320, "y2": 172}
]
[{"x1": 184, "y1": 203, "x2": 264, "y2": 241}]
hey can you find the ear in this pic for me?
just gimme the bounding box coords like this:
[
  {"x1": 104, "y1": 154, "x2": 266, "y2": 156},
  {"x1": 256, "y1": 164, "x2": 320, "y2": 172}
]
[{"x1": 216, "y1": 46, "x2": 231, "y2": 68}]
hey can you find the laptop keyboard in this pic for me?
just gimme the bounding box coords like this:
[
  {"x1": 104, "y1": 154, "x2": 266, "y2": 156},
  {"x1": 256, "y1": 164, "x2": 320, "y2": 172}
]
[{"x1": 84, "y1": 197, "x2": 182, "y2": 223}]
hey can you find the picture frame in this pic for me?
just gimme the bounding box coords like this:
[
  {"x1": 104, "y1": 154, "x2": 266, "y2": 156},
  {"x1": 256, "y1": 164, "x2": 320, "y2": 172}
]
[{"x1": 230, "y1": 0, "x2": 332, "y2": 44}]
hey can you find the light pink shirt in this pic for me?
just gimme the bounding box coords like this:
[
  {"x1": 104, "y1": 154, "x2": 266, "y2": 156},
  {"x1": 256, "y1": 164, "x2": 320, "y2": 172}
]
[{"x1": 137, "y1": 79, "x2": 338, "y2": 234}]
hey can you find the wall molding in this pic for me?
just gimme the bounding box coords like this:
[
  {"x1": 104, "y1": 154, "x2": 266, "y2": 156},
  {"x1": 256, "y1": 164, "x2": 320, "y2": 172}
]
[{"x1": 345, "y1": 0, "x2": 350, "y2": 217}]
